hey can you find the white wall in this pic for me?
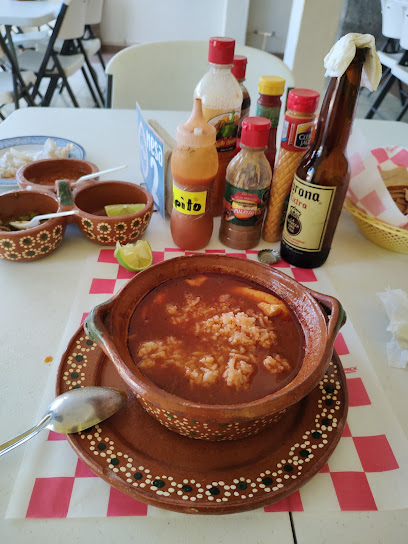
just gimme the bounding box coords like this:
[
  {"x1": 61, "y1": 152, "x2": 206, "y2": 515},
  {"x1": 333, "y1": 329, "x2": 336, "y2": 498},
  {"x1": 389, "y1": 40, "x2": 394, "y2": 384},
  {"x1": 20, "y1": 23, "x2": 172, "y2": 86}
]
[
  {"x1": 284, "y1": 0, "x2": 345, "y2": 94},
  {"x1": 246, "y1": 0, "x2": 293, "y2": 54},
  {"x1": 100, "y1": 0, "x2": 249, "y2": 47}
]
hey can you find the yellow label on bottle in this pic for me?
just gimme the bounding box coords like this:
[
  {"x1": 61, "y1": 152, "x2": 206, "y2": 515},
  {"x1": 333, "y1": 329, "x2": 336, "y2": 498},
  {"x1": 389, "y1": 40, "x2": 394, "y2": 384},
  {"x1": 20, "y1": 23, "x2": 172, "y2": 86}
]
[
  {"x1": 282, "y1": 175, "x2": 336, "y2": 252},
  {"x1": 173, "y1": 185, "x2": 207, "y2": 215}
]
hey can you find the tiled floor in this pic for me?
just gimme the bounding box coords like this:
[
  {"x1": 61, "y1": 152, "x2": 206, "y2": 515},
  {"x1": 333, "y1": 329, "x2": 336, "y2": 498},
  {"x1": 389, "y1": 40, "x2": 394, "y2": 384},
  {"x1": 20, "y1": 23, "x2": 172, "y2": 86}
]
[{"x1": 1, "y1": 53, "x2": 407, "y2": 122}]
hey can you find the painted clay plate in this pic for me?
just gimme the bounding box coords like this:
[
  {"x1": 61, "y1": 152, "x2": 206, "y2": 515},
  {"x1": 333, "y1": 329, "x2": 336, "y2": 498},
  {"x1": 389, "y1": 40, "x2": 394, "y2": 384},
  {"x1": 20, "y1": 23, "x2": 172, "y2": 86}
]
[
  {"x1": 0, "y1": 135, "x2": 85, "y2": 188},
  {"x1": 56, "y1": 326, "x2": 348, "y2": 515}
]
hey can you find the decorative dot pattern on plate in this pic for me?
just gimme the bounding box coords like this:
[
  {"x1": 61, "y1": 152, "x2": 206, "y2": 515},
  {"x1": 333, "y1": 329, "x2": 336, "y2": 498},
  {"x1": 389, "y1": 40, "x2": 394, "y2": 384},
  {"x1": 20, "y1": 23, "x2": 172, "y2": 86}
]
[{"x1": 58, "y1": 330, "x2": 347, "y2": 513}]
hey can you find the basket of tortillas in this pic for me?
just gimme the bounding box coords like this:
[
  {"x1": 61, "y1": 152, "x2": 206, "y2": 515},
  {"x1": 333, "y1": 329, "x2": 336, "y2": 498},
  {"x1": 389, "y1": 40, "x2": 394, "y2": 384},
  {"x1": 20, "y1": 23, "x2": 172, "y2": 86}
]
[{"x1": 344, "y1": 136, "x2": 408, "y2": 254}]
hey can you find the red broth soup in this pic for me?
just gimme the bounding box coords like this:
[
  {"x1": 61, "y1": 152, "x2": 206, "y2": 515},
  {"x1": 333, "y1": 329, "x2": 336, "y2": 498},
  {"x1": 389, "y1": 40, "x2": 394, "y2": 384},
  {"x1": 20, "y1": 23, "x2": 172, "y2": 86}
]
[{"x1": 127, "y1": 274, "x2": 305, "y2": 404}]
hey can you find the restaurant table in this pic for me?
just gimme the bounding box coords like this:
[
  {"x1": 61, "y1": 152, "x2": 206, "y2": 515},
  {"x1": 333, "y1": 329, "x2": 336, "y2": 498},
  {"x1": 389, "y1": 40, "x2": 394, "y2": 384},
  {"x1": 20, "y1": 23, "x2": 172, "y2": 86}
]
[{"x1": 0, "y1": 107, "x2": 407, "y2": 544}]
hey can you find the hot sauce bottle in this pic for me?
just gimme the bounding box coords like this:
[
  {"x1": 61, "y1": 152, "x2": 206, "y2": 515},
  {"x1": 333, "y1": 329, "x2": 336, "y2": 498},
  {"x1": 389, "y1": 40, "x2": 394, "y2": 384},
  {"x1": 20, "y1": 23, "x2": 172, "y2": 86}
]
[
  {"x1": 194, "y1": 37, "x2": 243, "y2": 216},
  {"x1": 255, "y1": 75, "x2": 285, "y2": 174},
  {"x1": 170, "y1": 98, "x2": 218, "y2": 250},
  {"x1": 232, "y1": 54, "x2": 251, "y2": 146},
  {"x1": 280, "y1": 48, "x2": 367, "y2": 268},
  {"x1": 262, "y1": 88, "x2": 320, "y2": 243},
  {"x1": 219, "y1": 117, "x2": 271, "y2": 250}
]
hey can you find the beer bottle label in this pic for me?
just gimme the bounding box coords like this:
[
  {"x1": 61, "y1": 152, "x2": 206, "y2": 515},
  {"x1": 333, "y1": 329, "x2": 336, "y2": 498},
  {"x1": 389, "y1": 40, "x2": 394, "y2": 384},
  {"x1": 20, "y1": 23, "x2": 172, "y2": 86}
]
[
  {"x1": 173, "y1": 185, "x2": 207, "y2": 216},
  {"x1": 222, "y1": 182, "x2": 270, "y2": 227},
  {"x1": 282, "y1": 175, "x2": 336, "y2": 252}
]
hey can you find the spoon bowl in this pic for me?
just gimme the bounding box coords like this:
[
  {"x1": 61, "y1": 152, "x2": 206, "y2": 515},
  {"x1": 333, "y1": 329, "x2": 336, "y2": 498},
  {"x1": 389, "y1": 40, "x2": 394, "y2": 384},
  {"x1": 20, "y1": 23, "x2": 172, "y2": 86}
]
[{"x1": 0, "y1": 386, "x2": 127, "y2": 457}]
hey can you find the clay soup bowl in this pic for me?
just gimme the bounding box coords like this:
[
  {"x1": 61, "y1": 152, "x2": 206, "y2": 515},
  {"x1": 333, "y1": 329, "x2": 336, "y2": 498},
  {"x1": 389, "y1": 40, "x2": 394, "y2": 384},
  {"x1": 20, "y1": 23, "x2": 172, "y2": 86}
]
[
  {"x1": 0, "y1": 190, "x2": 68, "y2": 262},
  {"x1": 17, "y1": 158, "x2": 99, "y2": 193},
  {"x1": 62, "y1": 180, "x2": 154, "y2": 245},
  {"x1": 85, "y1": 254, "x2": 346, "y2": 441}
]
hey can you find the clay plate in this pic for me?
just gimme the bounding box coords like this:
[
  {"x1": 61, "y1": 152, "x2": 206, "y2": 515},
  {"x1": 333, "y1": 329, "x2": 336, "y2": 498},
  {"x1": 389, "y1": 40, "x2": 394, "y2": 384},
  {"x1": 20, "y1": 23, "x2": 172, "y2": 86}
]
[{"x1": 56, "y1": 325, "x2": 348, "y2": 515}]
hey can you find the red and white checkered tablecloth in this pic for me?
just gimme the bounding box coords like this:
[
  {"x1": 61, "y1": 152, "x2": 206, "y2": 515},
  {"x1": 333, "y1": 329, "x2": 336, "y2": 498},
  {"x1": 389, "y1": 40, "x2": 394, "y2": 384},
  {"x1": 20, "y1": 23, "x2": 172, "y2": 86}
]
[{"x1": 6, "y1": 248, "x2": 408, "y2": 519}]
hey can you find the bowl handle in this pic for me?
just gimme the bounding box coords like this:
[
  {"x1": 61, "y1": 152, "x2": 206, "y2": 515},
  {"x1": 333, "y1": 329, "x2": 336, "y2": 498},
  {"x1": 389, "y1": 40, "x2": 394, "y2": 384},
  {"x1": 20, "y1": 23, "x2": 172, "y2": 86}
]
[
  {"x1": 57, "y1": 180, "x2": 75, "y2": 210},
  {"x1": 306, "y1": 288, "x2": 346, "y2": 341},
  {"x1": 83, "y1": 300, "x2": 111, "y2": 345}
]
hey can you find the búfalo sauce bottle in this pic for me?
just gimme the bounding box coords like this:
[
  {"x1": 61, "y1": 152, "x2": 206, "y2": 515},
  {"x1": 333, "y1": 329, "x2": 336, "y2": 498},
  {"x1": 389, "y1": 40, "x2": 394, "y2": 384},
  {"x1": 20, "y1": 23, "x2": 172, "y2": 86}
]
[
  {"x1": 219, "y1": 116, "x2": 272, "y2": 250},
  {"x1": 280, "y1": 48, "x2": 367, "y2": 268},
  {"x1": 170, "y1": 98, "x2": 218, "y2": 250}
]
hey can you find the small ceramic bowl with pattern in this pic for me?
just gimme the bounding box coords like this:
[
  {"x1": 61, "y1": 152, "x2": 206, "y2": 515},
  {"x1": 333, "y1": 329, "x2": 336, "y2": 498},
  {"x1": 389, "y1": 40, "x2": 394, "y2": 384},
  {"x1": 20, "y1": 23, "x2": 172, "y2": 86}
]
[
  {"x1": 16, "y1": 158, "x2": 99, "y2": 193},
  {"x1": 66, "y1": 180, "x2": 154, "y2": 246},
  {"x1": 0, "y1": 190, "x2": 67, "y2": 262},
  {"x1": 85, "y1": 254, "x2": 346, "y2": 441}
]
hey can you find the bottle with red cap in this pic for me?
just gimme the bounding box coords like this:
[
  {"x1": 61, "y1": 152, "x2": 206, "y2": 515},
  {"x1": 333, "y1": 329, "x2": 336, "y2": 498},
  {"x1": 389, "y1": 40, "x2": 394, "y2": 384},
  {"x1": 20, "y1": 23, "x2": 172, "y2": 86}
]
[
  {"x1": 232, "y1": 55, "x2": 251, "y2": 143},
  {"x1": 262, "y1": 88, "x2": 320, "y2": 243},
  {"x1": 194, "y1": 37, "x2": 243, "y2": 216},
  {"x1": 219, "y1": 116, "x2": 272, "y2": 249}
]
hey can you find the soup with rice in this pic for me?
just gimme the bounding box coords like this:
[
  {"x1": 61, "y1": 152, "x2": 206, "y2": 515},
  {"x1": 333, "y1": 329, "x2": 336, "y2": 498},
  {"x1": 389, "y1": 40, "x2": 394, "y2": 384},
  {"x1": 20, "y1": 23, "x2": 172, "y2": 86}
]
[{"x1": 128, "y1": 274, "x2": 304, "y2": 404}]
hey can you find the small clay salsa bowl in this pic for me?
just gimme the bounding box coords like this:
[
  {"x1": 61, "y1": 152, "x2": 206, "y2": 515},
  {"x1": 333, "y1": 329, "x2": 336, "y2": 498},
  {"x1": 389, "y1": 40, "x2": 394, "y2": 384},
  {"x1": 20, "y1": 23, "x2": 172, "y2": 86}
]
[
  {"x1": 16, "y1": 158, "x2": 99, "y2": 193},
  {"x1": 0, "y1": 190, "x2": 67, "y2": 262},
  {"x1": 85, "y1": 255, "x2": 346, "y2": 440},
  {"x1": 70, "y1": 180, "x2": 153, "y2": 245}
]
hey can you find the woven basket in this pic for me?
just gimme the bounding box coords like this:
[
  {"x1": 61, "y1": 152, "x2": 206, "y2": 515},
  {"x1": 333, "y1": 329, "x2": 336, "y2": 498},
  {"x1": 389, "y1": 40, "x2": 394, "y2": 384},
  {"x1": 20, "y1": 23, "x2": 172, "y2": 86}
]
[{"x1": 344, "y1": 198, "x2": 408, "y2": 254}]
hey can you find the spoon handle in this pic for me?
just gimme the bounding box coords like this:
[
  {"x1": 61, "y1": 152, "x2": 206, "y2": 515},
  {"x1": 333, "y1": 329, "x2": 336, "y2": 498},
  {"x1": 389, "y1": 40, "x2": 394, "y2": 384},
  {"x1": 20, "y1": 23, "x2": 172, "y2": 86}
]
[{"x1": 0, "y1": 414, "x2": 51, "y2": 457}]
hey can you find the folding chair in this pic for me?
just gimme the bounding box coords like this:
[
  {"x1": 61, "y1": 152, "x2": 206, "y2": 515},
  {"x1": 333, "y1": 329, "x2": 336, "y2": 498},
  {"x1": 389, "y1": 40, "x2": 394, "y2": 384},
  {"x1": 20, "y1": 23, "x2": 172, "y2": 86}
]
[
  {"x1": 76, "y1": 0, "x2": 106, "y2": 105},
  {"x1": 16, "y1": 0, "x2": 99, "y2": 108},
  {"x1": 0, "y1": 32, "x2": 36, "y2": 116},
  {"x1": 365, "y1": 0, "x2": 407, "y2": 119}
]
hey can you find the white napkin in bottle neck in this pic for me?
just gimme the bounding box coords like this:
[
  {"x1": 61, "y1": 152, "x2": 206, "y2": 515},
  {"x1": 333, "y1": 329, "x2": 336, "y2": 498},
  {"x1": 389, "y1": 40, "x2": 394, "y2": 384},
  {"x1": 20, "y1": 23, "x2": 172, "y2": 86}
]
[{"x1": 324, "y1": 33, "x2": 382, "y2": 92}]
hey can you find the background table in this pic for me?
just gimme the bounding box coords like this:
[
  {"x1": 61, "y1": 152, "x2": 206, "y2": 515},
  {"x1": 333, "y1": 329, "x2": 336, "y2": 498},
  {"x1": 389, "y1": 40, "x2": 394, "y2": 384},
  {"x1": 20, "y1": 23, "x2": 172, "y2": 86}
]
[{"x1": 0, "y1": 107, "x2": 407, "y2": 543}]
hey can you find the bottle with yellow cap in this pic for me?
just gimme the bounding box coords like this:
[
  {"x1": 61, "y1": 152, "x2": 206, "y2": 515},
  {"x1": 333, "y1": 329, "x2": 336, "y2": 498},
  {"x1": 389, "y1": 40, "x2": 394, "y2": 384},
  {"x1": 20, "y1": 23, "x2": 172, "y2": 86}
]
[
  {"x1": 255, "y1": 75, "x2": 285, "y2": 174},
  {"x1": 170, "y1": 98, "x2": 218, "y2": 250}
]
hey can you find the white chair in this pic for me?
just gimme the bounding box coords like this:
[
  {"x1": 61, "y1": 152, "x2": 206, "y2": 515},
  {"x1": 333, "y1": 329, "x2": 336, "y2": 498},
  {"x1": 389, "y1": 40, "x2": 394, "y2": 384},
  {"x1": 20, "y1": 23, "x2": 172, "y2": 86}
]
[
  {"x1": 82, "y1": 0, "x2": 105, "y2": 70},
  {"x1": 0, "y1": 33, "x2": 36, "y2": 117},
  {"x1": 365, "y1": 0, "x2": 408, "y2": 119},
  {"x1": 16, "y1": 0, "x2": 98, "y2": 107},
  {"x1": 105, "y1": 40, "x2": 295, "y2": 110},
  {"x1": 76, "y1": 0, "x2": 105, "y2": 104}
]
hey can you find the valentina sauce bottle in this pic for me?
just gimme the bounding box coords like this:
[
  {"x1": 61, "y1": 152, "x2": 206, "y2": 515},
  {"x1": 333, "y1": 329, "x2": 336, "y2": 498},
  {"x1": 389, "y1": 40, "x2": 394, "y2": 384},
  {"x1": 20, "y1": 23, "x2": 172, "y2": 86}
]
[
  {"x1": 194, "y1": 37, "x2": 243, "y2": 216},
  {"x1": 170, "y1": 98, "x2": 218, "y2": 250}
]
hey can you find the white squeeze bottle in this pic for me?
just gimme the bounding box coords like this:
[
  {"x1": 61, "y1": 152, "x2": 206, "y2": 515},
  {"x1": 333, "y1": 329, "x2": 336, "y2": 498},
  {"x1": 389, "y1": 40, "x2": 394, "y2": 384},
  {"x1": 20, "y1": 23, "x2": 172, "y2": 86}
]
[{"x1": 194, "y1": 37, "x2": 243, "y2": 216}]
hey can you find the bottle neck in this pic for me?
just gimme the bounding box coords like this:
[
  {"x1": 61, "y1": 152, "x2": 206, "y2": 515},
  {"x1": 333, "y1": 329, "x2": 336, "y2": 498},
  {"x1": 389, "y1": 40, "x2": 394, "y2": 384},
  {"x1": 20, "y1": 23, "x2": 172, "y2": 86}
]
[
  {"x1": 240, "y1": 144, "x2": 267, "y2": 154},
  {"x1": 209, "y1": 63, "x2": 233, "y2": 72},
  {"x1": 313, "y1": 48, "x2": 366, "y2": 153}
]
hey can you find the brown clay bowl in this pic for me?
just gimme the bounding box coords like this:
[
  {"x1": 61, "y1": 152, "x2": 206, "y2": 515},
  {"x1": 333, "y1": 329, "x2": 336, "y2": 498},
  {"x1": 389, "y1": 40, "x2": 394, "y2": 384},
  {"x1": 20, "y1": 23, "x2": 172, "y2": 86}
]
[
  {"x1": 85, "y1": 255, "x2": 346, "y2": 440},
  {"x1": 16, "y1": 158, "x2": 99, "y2": 193},
  {"x1": 0, "y1": 190, "x2": 67, "y2": 262},
  {"x1": 70, "y1": 180, "x2": 154, "y2": 245}
]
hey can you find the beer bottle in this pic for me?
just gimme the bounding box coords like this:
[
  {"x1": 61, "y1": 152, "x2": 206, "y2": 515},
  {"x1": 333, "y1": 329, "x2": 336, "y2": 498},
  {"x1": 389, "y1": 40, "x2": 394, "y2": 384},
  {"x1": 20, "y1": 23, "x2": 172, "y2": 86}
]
[{"x1": 280, "y1": 48, "x2": 367, "y2": 268}]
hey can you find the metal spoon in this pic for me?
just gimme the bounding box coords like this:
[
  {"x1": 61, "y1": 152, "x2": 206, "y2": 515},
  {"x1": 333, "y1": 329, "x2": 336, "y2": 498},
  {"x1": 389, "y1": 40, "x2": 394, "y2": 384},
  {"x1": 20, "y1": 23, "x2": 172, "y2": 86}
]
[
  {"x1": 0, "y1": 386, "x2": 127, "y2": 457},
  {"x1": 75, "y1": 164, "x2": 128, "y2": 184},
  {"x1": 9, "y1": 209, "x2": 77, "y2": 230}
]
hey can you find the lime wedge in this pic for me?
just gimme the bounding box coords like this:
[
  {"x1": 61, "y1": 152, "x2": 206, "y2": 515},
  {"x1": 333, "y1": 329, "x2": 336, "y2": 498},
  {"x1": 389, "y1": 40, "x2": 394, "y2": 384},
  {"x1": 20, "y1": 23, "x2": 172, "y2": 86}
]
[
  {"x1": 114, "y1": 240, "x2": 153, "y2": 271},
  {"x1": 105, "y1": 203, "x2": 146, "y2": 217}
]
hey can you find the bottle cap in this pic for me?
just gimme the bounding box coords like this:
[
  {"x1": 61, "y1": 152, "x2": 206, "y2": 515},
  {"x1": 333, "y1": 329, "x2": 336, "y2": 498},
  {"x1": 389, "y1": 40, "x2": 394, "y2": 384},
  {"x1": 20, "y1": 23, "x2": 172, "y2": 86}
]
[
  {"x1": 258, "y1": 75, "x2": 285, "y2": 96},
  {"x1": 176, "y1": 98, "x2": 216, "y2": 148},
  {"x1": 208, "y1": 37, "x2": 235, "y2": 65},
  {"x1": 241, "y1": 116, "x2": 270, "y2": 148},
  {"x1": 287, "y1": 88, "x2": 320, "y2": 113},
  {"x1": 231, "y1": 55, "x2": 247, "y2": 80}
]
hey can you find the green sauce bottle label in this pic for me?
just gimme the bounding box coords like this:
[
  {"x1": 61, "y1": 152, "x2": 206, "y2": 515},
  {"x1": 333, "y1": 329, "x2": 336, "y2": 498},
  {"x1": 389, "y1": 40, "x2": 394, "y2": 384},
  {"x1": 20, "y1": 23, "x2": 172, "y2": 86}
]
[{"x1": 222, "y1": 182, "x2": 270, "y2": 227}]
